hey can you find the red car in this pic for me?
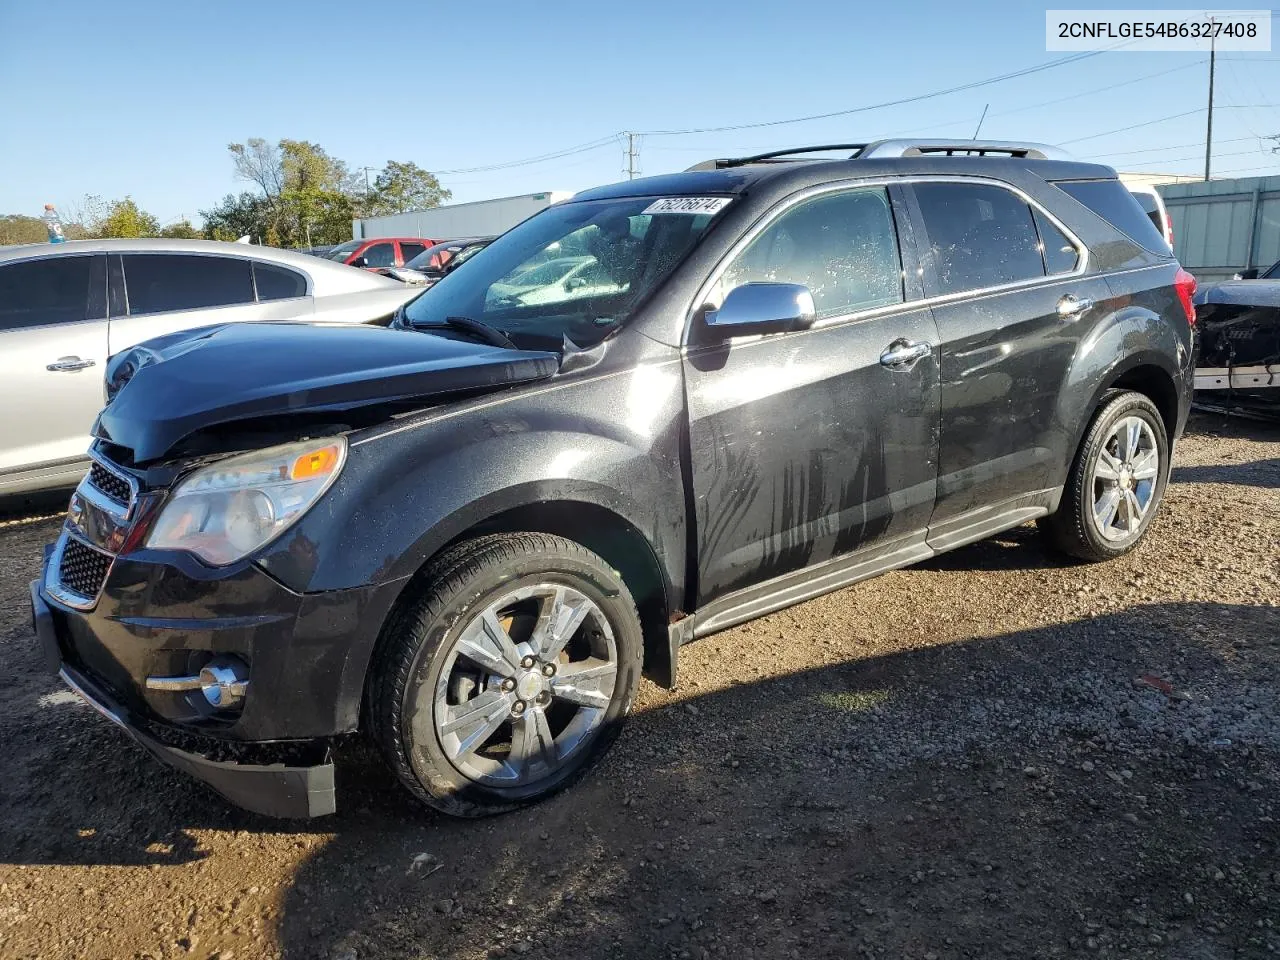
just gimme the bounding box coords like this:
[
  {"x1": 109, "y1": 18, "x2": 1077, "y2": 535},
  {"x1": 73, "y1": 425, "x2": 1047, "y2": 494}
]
[{"x1": 324, "y1": 237, "x2": 439, "y2": 270}]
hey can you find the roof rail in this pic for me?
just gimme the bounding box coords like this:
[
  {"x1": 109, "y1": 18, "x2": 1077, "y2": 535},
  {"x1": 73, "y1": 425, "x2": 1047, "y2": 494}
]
[
  {"x1": 685, "y1": 138, "x2": 1072, "y2": 172},
  {"x1": 686, "y1": 144, "x2": 868, "y2": 171},
  {"x1": 858, "y1": 139, "x2": 1071, "y2": 161}
]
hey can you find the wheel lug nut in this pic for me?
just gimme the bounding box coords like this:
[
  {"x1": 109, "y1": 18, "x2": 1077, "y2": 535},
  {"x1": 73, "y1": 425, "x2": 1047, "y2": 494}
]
[
  {"x1": 521, "y1": 656, "x2": 536, "y2": 669},
  {"x1": 541, "y1": 663, "x2": 556, "y2": 677},
  {"x1": 535, "y1": 692, "x2": 550, "y2": 706},
  {"x1": 501, "y1": 678, "x2": 516, "y2": 692},
  {"x1": 511, "y1": 700, "x2": 527, "y2": 716}
]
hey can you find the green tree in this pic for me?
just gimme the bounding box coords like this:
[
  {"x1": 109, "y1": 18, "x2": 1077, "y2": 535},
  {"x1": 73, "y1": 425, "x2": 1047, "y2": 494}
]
[
  {"x1": 0, "y1": 214, "x2": 51, "y2": 245},
  {"x1": 88, "y1": 197, "x2": 160, "y2": 239},
  {"x1": 368, "y1": 161, "x2": 451, "y2": 216},
  {"x1": 199, "y1": 192, "x2": 269, "y2": 242},
  {"x1": 227, "y1": 138, "x2": 359, "y2": 246},
  {"x1": 158, "y1": 219, "x2": 202, "y2": 239}
]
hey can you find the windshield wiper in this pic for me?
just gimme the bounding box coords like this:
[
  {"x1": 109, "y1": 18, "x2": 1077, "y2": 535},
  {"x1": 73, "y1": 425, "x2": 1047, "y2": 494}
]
[{"x1": 409, "y1": 314, "x2": 517, "y2": 350}]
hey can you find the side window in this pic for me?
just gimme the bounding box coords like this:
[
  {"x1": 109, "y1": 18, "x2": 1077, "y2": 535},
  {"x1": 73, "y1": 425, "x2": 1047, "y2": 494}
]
[
  {"x1": 913, "y1": 182, "x2": 1046, "y2": 295},
  {"x1": 1032, "y1": 209, "x2": 1081, "y2": 275},
  {"x1": 361, "y1": 243, "x2": 396, "y2": 267},
  {"x1": 253, "y1": 262, "x2": 308, "y2": 301},
  {"x1": 400, "y1": 242, "x2": 427, "y2": 262},
  {"x1": 123, "y1": 255, "x2": 254, "y2": 315},
  {"x1": 1056, "y1": 179, "x2": 1171, "y2": 254},
  {"x1": 0, "y1": 256, "x2": 94, "y2": 330},
  {"x1": 720, "y1": 187, "x2": 904, "y2": 319}
]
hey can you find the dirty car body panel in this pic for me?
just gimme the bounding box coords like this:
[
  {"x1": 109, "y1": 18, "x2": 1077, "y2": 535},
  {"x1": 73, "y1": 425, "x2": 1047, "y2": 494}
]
[{"x1": 33, "y1": 145, "x2": 1195, "y2": 816}]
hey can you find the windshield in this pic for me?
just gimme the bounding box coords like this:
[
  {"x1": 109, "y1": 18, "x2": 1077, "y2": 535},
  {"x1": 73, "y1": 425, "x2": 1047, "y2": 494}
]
[
  {"x1": 326, "y1": 240, "x2": 362, "y2": 261},
  {"x1": 403, "y1": 198, "x2": 720, "y2": 349}
]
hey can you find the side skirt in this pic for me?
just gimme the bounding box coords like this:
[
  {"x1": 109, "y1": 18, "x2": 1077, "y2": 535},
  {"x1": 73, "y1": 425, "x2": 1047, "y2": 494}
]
[{"x1": 666, "y1": 487, "x2": 1063, "y2": 671}]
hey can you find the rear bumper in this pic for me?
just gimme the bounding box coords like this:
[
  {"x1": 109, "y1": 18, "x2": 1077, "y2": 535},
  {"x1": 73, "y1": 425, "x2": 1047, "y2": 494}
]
[{"x1": 32, "y1": 579, "x2": 335, "y2": 817}]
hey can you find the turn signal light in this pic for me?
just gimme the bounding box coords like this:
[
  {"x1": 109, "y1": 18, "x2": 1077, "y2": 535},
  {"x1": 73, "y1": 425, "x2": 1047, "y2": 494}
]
[{"x1": 291, "y1": 444, "x2": 342, "y2": 481}]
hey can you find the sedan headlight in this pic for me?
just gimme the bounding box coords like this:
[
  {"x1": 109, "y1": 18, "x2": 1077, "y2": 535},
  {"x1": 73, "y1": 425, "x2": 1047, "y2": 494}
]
[{"x1": 145, "y1": 438, "x2": 347, "y2": 565}]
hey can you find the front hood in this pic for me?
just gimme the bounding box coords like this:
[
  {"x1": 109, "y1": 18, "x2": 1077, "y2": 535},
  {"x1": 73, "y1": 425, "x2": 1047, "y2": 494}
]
[
  {"x1": 95, "y1": 322, "x2": 559, "y2": 463},
  {"x1": 1195, "y1": 279, "x2": 1280, "y2": 308}
]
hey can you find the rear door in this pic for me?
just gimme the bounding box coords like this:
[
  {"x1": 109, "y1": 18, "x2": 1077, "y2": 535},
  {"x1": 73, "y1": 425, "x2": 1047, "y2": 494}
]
[
  {"x1": 358, "y1": 241, "x2": 397, "y2": 270},
  {"x1": 683, "y1": 184, "x2": 941, "y2": 603},
  {"x1": 904, "y1": 178, "x2": 1111, "y2": 539},
  {"x1": 0, "y1": 253, "x2": 108, "y2": 478}
]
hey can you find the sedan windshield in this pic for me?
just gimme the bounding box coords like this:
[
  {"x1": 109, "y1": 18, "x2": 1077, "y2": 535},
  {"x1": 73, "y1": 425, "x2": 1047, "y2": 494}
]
[
  {"x1": 326, "y1": 240, "x2": 362, "y2": 261},
  {"x1": 402, "y1": 198, "x2": 721, "y2": 349}
]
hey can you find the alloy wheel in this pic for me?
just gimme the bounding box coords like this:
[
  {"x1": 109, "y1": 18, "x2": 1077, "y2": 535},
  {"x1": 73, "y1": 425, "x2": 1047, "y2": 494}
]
[
  {"x1": 1090, "y1": 415, "x2": 1160, "y2": 542},
  {"x1": 431, "y1": 583, "x2": 618, "y2": 787}
]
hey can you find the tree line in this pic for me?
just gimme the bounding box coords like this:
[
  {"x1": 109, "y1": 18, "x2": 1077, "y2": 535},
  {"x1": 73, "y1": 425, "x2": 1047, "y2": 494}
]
[{"x1": 0, "y1": 138, "x2": 450, "y2": 248}]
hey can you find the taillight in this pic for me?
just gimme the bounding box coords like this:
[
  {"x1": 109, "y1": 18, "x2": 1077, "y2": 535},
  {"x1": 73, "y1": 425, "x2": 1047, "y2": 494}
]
[{"x1": 1174, "y1": 267, "x2": 1197, "y2": 326}]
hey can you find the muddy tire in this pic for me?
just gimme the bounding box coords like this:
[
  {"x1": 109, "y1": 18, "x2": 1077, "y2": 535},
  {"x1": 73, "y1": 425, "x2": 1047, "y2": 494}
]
[
  {"x1": 368, "y1": 533, "x2": 643, "y2": 817},
  {"x1": 1040, "y1": 391, "x2": 1170, "y2": 563}
]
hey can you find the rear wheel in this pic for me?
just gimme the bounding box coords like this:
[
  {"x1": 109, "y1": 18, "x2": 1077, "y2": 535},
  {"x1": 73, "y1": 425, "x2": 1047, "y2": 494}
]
[
  {"x1": 369, "y1": 533, "x2": 643, "y2": 817},
  {"x1": 1040, "y1": 391, "x2": 1169, "y2": 562}
]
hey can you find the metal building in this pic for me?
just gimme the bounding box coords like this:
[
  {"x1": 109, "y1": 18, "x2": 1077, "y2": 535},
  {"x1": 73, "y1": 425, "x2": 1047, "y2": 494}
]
[
  {"x1": 1157, "y1": 175, "x2": 1280, "y2": 283},
  {"x1": 353, "y1": 192, "x2": 574, "y2": 242}
]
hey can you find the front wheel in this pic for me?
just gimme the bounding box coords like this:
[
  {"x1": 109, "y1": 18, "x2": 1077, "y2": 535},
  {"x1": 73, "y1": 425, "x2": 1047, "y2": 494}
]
[
  {"x1": 368, "y1": 533, "x2": 643, "y2": 817},
  {"x1": 1040, "y1": 391, "x2": 1170, "y2": 562}
]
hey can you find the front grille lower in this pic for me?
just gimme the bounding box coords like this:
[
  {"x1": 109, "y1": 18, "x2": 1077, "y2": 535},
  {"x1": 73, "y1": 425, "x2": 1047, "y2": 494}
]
[
  {"x1": 87, "y1": 461, "x2": 132, "y2": 506},
  {"x1": 58, "y1": 536, "x2": 113, "y2": 600}
]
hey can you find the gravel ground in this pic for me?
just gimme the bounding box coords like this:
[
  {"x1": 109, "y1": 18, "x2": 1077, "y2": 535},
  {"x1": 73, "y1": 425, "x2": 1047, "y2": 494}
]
[{"x1": 1, "y1": 412, "x2": 1277, "y2": 960}]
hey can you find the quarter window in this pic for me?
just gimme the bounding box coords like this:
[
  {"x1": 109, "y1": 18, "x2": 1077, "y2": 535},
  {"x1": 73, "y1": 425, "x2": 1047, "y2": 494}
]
[
  {"x1": 0, "y1": 256, "x2": 95, "y2": 330},
  {"x1": 913, "y1": 182, "x2": 1046, "y2": 295},
  {"x1": 720, "y1": 187, "x2": 904, "y2": 319},
  {"x1": 253, "y1": 262, "x2": 308, "y2": 300},
  {"x1": 1033, "y1": 209, "x2": 1081, "y2": 275},
  {"x1": 123, "y1": 255, "x2": 254, "y2": 315}
]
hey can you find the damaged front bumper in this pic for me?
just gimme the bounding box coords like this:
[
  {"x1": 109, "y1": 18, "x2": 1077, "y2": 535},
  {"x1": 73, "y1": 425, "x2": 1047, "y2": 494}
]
[{"x1": 31, "y1": 579, "x2": 337, "y2": 818}]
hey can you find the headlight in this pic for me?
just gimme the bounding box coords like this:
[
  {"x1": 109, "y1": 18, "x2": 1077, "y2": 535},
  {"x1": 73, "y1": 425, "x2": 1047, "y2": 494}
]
[{"x1": 145, "y1": 438, "x2": 347, "y2": 565}]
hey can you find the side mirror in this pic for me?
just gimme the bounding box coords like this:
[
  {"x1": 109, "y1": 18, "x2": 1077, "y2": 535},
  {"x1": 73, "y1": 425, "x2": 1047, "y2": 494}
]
[
  {"x1": 1234, "y1": 268, "x2": 1259, "y2": 280},
  {"x1": 704, "y1": 282, "x2": 816, "y2": 338},
  {"x1": 351, "y1": 256, "x2": 369, "y2": 268},
  {"x1": 565, "y1": 276, "x2": 589, "y2": 291}
]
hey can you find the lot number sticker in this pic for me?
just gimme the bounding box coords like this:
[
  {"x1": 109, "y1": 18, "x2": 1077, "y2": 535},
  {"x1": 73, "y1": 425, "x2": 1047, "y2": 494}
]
[{"x1": 642, "y1": 197, "x2": 732, "y2": 215}]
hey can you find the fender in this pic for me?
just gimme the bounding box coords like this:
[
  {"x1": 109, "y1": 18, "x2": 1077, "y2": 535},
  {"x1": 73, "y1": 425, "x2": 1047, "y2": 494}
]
[{"x1": 1057, "y1": 295, "x2": 1186, "y2": 479}]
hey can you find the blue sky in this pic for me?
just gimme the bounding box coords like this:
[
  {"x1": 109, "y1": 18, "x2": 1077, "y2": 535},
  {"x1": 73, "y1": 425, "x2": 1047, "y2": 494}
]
[{"x1": 1, "y1": 0, "x2": 1277, "y2": 227}]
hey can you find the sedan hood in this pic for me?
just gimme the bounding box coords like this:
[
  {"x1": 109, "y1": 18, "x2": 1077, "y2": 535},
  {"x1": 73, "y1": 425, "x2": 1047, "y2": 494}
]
[
  {"x1": 1195, "y1": 279, "x2": 1280, "y2": 308},
  {"x1": 95, "y1": 322, "x2": 559, "y2": 463}
]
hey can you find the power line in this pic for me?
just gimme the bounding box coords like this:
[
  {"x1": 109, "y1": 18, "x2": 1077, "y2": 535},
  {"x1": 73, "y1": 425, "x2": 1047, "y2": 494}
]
[
  {"x1": 433, "y1": 136, "x2": 620, "y2": 175},
  {"x1": 1060, "y1": 109, "x2": 1206, "y2": 145},
  {"x1": 1093, "y1": 135, "x2": 1259, "y2": 159},
  {"x1": 638, "y1": 47, "x2": 1125, "y2": 137}
]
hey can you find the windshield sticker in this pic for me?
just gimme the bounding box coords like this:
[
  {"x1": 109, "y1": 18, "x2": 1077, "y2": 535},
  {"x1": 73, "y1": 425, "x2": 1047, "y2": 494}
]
[{"x1": 641, "y1": 197, "x2": 732, "y2": 216}]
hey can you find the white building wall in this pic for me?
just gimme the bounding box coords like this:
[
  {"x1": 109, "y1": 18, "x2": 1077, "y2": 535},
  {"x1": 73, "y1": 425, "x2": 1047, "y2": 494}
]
[{"x1": 354, "y1": 192, "x2": 573, "y2": 241}]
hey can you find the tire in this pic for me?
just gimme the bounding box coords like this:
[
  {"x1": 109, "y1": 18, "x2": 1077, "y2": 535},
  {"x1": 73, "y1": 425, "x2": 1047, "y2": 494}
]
[
  {"x1": 1040, "y1": 390, "x2": 1170, "y2": 563},
  {"x1": 368, "y1": 533, "x2": 643, "y2": 817}
]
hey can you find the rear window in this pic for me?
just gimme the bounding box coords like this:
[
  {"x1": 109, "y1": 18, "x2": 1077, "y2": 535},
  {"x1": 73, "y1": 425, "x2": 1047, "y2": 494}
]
[{"x1": 1055, "y1": 180, "x2": 1171, "y2": 255}]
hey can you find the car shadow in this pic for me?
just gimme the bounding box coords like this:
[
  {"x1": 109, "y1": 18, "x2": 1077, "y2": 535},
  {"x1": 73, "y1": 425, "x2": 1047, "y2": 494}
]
[
  {"x1": 3, "y1": 600, "x2": 1276, "y2": 959},
  {"x1": 1171, "y1": 458, "x2": 1280, "y2": 489}
]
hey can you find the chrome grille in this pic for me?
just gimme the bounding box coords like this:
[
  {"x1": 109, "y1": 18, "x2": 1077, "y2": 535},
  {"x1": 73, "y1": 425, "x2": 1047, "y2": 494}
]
[
  {"x1": 87, "y1": 462, "x2": 132, "y2": 506},
  {"x1": 57, "y1": 537, "x2": 113, "y2": 600}
]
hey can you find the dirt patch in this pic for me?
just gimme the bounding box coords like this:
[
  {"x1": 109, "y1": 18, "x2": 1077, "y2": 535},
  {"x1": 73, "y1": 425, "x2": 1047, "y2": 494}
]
[{"x1": 2, "y1": 413, "x2": 1278, "y2": 959}]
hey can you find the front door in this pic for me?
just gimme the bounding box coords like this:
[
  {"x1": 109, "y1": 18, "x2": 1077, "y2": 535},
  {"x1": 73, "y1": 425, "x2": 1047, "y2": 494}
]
[
  {"x1": 905, "y1": 179, "x2": 1111, "y2": 528},
  {"x1": 683, "y1": 185, "x2": 941, "y2": 604},
  {"x1": 0, "y1": 253, "x2": 108, "y2": 482}
]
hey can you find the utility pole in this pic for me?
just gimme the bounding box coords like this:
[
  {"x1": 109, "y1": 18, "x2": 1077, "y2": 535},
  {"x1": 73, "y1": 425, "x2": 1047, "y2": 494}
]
[
  {"x1": 623, "y1": 132, "x2": 641, "y2": 180},
  {"x1": 1205, "y1": 25, "x2": 1216, "y2": 181}
]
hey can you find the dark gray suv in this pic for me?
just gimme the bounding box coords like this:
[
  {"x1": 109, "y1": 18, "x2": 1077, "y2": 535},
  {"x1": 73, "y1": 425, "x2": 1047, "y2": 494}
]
[{"x1": 31, "y1": 139, "x2": 1197, "y2": 818}]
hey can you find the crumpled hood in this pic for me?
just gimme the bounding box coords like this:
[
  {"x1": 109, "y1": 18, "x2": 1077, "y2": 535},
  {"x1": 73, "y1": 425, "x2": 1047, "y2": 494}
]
[
  {"x1": 95, "y1": 322, "x2": 559, "y2": 463},
  {"x1": 1195, "y1": 279, "x2": 1280, "y2": 308}
]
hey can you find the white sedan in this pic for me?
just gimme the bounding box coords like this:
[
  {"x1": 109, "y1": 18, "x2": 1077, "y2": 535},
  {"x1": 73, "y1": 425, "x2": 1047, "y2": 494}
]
[{"x1": 0, "y1": 238, "x2": 420, "y2": 495}]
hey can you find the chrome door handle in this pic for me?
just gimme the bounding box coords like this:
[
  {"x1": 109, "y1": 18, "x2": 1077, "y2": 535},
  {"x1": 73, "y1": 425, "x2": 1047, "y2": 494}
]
[
  {"x1": 1057, "y1": 294, "x2": 1095, "y2": 319},
  {"x1": 879, "y1": 339, "x2": 932, "y2": 368},
  {"x1": 47, "y1": 356, "x2": 96, "y2": 372}
]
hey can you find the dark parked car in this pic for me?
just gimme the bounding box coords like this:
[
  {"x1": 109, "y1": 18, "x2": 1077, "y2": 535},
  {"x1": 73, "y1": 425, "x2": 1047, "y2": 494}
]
[
  {"x1": 32, "y1": 139, "x2": 1197, "y2": 819},
  {"x1": 1191, "y1": 262, "x2": 1280, "y2": 418}
]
